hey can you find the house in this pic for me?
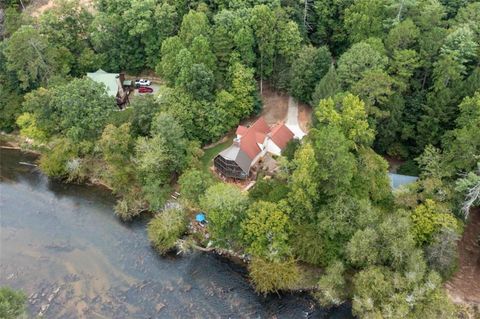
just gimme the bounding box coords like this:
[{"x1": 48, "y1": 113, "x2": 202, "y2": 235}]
[
  {"x1": 86, "y1": 69, "x2": 130, "y2": 108},
  {"x1": 214, "y1": 117, "x2": 295, "y2": 179}
]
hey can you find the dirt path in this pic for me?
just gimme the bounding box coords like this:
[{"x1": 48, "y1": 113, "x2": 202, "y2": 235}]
[{"x1": 445, "y1": 208, "x2": 480, "y2": 305}]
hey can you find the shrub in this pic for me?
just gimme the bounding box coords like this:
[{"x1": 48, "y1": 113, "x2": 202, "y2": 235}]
[
  {"x1": 0, "y1": 287, "x2": 26, "y2": 319},
  {"x1": 248, "y1": 257, "x2": 300, "y2": 295},
  {"x1": 39, "y1": 139, "x2": 76, "y2": 178},
  {"x1": 147, "y1": 208, "x2": 187, "y2": 254}
]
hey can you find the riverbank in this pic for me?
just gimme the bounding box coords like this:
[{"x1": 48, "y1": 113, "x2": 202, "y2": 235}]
[
  {"x1": 1, "y1": 133, "x2": 326, "y2": 296},
  {"x1": 1, "y1": 147, "x2": 352, "y2": 318}
]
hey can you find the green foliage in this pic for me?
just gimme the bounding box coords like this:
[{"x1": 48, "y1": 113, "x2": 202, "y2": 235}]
[
  {"x1": 16, "y1": 113, "x2": 47, "y2": 142},
  {"x1": 312, "y1": 65, "x2": 340, "y2": 107},
  {"x1": 4, "y1": 25, "x2": 68, "y2": 90},
  {"x1": 200, "y1": 183, "x2": 249, "y2": 248},
  {"x1": 410, "y1": 199, "x2": 462, "y2": 245},
  {"x1": 444, "y1": 92, "x2": 480, "y2": 173},
  {"x1": 289, "y1": 45, "x2": 332, "y2": 103},
  {"x1": 228, "y1": 61, "x2": 257, "y2": 119},
  {"x1": 351, "y1": 147, "x2": 392, "y2": 205},
  {"x1": 281, "y1": 139, "x2": 300, "y2": 161},
  {"x1": 99, "y1": 123, "x2": 135, "y2": 194},
  {"x1": 147, "y1": 208, "x2": 187, "y2": 254},
  {"x1": 22, "y1": 78, "x2": 115, "y2": 142},
  {"x1": 314, "y1": 261, "x2": 347, "y2": 307},
  {"x1": 337, "y1": 41, "x2": 388, "y2": 88},
  {"x1": 178, "y1": 169, "x2": 212, "y2": 209},
  {"x1": 248, "y1": 257, "x2": 300, "y2": 295},
  {"x1": 309, "y1": 127, "x2": 357, "y2": 197},
  {"x1": 288, "y1": 143, "x2": 319, "y2": 222},
  {"x1": 425, "y1": 227, "x2": 460, "y2": 279},
  {"x1": 241, "y1": 201, "x2": 292, "y2": 260},
  {"x1": 0, "y1": 88, "x2": 22, "y2": 133},
  {"x1": 397, "y1": 160, "x2": 421, "y2": 176},
  {"x1": 0, "y1": 287, "x2": 26, "y2": 319},
  {"x1": 344, "y1": 0, "x2": 388, "y2": 42},
  {"x1": 39, "y1": 139, "x2": 77, "y2": 178},
  {"x1": 315, "y1": 94, "x2": 375, "y2": 148},
  {"x1": 248, "y1": 178, "x2": 289, "y2": 203},
  {"x1": 135, "y1": 113, "x2": 187, "y2": 211},
  {"x1": 130, "y1": 96, "x2": 160, "y2": 137}
]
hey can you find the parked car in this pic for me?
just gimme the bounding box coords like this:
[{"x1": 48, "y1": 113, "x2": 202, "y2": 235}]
[
  {"x1": 138, "y1": 86, "x2": 153, "y2": 93},
  {"x1": 135, "y1": 79, "x2": 151, "y2": 87}
]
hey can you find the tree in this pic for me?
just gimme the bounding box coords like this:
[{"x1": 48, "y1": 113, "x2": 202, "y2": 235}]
[
  {"x1": 250, "y1": 5, "x2": 276, "y2": 91},
  {"x1": 248, "y1": 178, "x2": 290, "y2": 203},
  {"x1": 135, "y1": 114, "x2": 187, "y2": 211},
  {"x1": 200, "y1": 183, "x2": 249, "y2": 248},
  {"x1": 0, "y1": 287, "x2": 26, "y2": 319},
  {"x1": 38, "y1": 138, "x2": 77, "y2": 178},
  {"x1": 4, "y1": 25, "x2": 67, "y2": 90},
  {"x1": 351, "y1": 69, "x2": 393, "y2": 119},
  {"x1": 130, "y1": 95, "x2": 161, "y2": 137},
  {"x1": 190, "y1": 35, "x2": 217, "y2": 73},
  {"x1": 351, "y1": 147, "x2": 392, "y2": 205},
  {"x1": 310, "y1": 126, "x2": 357, "y2": 197},
  {"x1": 228, "y1": 61, "x2": 257, "y2": 119},
  {"x1": 288, "y1": 143, "x2": 319, "y2": 223},
  {"x1": 241, "y1": 201, "x2": 292, "y2": 260},
  {"x1": 22, "y1": 78, "x2": 115, "y2": 143},
  {"x1": 314, "y1": 261, "x2": 347, "y2": 307},
  {"x1": 425, "y1": 227, "x2": 460, "y2": 278},
  {"x1": 156, "y1": 36, "x2": 185, "y2": 85},
  {"x1": 248, "y1": 257, "x2": 300, "y2": 295},
  {"x1": 444, "y1": 93, "x2": 480, "y2": 173},
  {"x1": 344, "y1": 0, "x2": 388, "y2": 42},
  {"x1": 289, "y1": 45, "x2": 332, "y2": 103},
  {"x1": 99, "y1": 123, "x2": 135, "y2": 194},
  {"x1": 16, "y1": 112, "x2": 47, "y2": 142},
  {"x1": 147, "y1": 208, "x2": 187, "y2": 254},
  {"x1": 313, "y1": 0, "x2": 353, "y2": 53},
  {"x1": 410, "y1": 199, "x2": 461, "y2": 245},
  {"x1": 311, "y1": 65, "x2": 340, "y2": 106},
  {"x1": 336, "y1": 41, "x2": 388, "y2": 88},
  {"x1": 178, "y1": 10, "x2": 211, "y2": 47},
  {"x1": 178, "y1": 169, "x2": 212, "y2": 209},
  {"x1": 385, "y1": 19, "x2": 419, "y2": 52},
  {"x1": 441, "y1": 25, "x2": 478, "y2": 66},
  {"x1": 347, "y1": 227, "x2": 380, "y2": 268},
  {"x1": 388, "y1": 49, "x2": 420, "y2": 93},
  {"x1": 181, "y1": 63, "x2": 215, "y2": 100},
  {"x1": 455, "y1": 166, "x2": 480, "y2": 219},
  {"x1": 38, "y1": 0, "x2": 95, "y2": 75},
  {"x1": 315, "y1": 94, "x2": 375, "y2": 148}
]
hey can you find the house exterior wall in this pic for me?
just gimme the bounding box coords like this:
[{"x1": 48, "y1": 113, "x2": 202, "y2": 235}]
[{"x1": 265, "y1": 139, "x2": 282, "y2": 156}]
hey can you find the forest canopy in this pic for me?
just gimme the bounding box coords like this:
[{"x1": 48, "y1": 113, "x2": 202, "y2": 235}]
[{"x1": 1, "y1": 0, "x2": 479, "y2": 317}]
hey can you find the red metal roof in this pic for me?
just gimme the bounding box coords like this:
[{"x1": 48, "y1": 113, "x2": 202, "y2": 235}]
[
  {"x1": 270, "y1": 123, "x2": 294, "y2": 149},
  {"x1": 236, "y1": 125, "x2": 248, "y2": 136},
  {"x1": 239, "y1": 117, "x2": 270, "y2": 159},
  {"x1": 235, "y1": 117, "x2": 293, "y2": 159}
]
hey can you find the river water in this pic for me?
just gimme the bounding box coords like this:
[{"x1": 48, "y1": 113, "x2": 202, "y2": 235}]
[{"x1": 0, "y1": 149, "x2": 351, "y2": 318}]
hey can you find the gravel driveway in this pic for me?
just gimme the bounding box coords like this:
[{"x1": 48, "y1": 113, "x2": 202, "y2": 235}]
[{"x1": 286, "y1": 97, "x2": 306, "y2": 139}]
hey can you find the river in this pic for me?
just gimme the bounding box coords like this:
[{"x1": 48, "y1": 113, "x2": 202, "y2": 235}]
[{"x1": 0, "y1": 149, "x2": 351, "y2": 318}]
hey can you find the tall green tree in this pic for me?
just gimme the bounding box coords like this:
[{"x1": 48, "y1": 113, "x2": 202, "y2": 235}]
[
  {"x1": 4, "y1": 25, "x2": 68, "y2": 90},
  {"x1": 289, "y1": 45, "x2": 332, "y2": 103},
  {"x1": 200, "y1": 183, "x2": 249, "y2": 248},
  {"x1": 241, "y1": 201, "x2": 292, "y2": 260}
]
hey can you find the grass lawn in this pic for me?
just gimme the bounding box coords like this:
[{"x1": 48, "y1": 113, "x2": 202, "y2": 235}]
[{"x1": 200, "y1": 139, "x2": 232, "y2": 173}]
